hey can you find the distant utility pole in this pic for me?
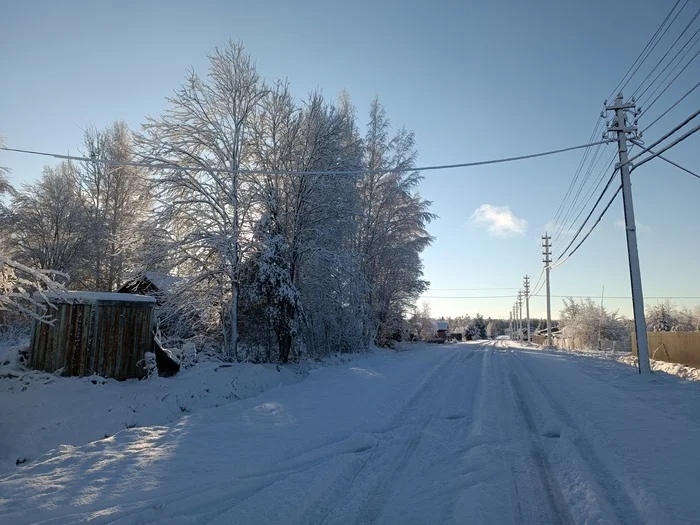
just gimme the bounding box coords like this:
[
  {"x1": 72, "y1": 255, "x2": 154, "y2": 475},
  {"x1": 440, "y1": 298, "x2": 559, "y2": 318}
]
[
  {"x1": 523, "y1": 275, "x2": 531, "y2": 343},
  {"x1": 542, "y1": 233, "x2": 553, "y2": 347},
  {"x1": 517, "y1": 291, "x2": 523, "y2": 343},
  {"x1": 598, "y1": 285, "x2": 605, "y2": 351},
  {"x1": 605, "y1": 94, "x2": 650, "y2": 375},
  {"x1": 509, "y1": 311, "x2": 513, "y2": 340}
]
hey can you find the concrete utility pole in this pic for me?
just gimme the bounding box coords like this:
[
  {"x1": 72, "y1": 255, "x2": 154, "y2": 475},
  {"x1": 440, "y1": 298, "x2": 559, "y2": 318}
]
[
  {"x1": 605, "y1": 94, "x2": 650, "y2": 374},
  {"x1": 542, "y1": 233, "x2": 553, "y2": 347},
  {"x1": 523, "y1": 275, "x2": 531, "y2": 344},
  {"x1": 517, "y1": 291, "x2": 523, "y2": 342}
]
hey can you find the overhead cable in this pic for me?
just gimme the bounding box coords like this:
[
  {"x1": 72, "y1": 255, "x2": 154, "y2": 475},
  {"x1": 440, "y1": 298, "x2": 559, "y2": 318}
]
[{"x1": 0, "y1": 139, "x2": 615, "y2": 176}]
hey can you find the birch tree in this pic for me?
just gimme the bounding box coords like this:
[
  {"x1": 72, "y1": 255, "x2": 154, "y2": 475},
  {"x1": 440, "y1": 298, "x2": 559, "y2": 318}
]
[
  {"x1": 138, "y1": 41, "x2": 265, "y2": 359},
  {"x1": 358, "y1": 98, "x2": 435, "y2": 345},
  {"x1": 79, "y1": 121, "x2": 149, "y2": 291}
]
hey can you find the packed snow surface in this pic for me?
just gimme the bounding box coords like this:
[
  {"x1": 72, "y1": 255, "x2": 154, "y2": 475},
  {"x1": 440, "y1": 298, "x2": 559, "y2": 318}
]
[{"x1": 2, "y1": 341, "x2": 700, "y2": 524}]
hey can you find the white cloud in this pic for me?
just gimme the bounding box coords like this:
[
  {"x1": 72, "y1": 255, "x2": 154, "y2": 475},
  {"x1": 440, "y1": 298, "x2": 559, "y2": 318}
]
[
  {"x1": 613, "y1": 218, "x2": 651, "y2": 234},
  {"x1": 471, "y1": 204, "x2": 527, "y2": 236}
]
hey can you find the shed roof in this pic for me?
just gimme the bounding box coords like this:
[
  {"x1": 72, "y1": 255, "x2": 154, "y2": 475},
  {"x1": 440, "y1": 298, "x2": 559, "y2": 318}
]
[{"x1": 33, "y1": 291, "x2": 156, "y2": 304}]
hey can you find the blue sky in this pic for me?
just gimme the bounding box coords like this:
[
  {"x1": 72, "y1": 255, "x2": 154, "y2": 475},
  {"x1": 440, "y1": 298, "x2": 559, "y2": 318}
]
[{"x1": 1, "y1": 0, "x2": 698, "y2": 319}]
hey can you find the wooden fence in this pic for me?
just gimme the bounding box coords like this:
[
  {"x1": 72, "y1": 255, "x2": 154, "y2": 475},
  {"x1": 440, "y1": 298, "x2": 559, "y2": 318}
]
[
  {"x1": 30, "y1": 292, "x2": 156, "y2": 379},
  {"x1": 632, "y1": 331, "x2": 700, "y2": 368}
]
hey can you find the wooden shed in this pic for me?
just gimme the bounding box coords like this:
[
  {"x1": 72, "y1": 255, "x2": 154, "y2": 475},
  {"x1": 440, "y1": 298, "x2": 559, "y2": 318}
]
[{"x1": 30, "y1": 292, "x2": 156, "y2": 380}]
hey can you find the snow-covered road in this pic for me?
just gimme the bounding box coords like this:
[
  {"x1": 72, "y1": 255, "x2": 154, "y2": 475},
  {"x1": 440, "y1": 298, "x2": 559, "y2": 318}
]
[{"x1": 2, "y1": 341, "x2": 700, "y2": 524}]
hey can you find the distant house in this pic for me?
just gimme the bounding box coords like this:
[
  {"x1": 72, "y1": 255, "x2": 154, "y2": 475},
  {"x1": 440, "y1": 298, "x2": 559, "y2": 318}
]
[
  {"x1": 117, "y1": 273, "x2": 182, "y2": 305},
  {"x1": 436, "y1": 321, "x2": 449, "y2": 340}
]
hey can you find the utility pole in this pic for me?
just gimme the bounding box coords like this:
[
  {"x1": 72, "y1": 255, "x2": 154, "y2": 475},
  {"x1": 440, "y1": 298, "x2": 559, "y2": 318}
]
[
  {"x1": 517, "y1": 291, "x2": 523, "y2": 343},
  {"x1": 605, "y1": 94, "x2": 650, "y2": 374},
  {"x1": 598, "y1": 285, "x2": 605, "y2": 352},
  {"x1": 542, "y1": 233, "x2": 553, "y2": 347},
  {"x1": 509, "y1": 311, "x2": 513, "y2": 340},
  {"x1": 523, "y1": 275, "x2": 531, "y2": 344}
]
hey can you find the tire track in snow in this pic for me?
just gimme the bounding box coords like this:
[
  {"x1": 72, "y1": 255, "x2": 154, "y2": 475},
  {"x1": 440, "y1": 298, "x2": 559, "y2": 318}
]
[
  {"x1": 505, "y1": 364, "x2": 576, "y2": 525},
  {"x1": 298, "y1": 348, "x2": 476, "y2": 525},
  {"x1": 509, "y1": 350, "x2": 651, "y2": 525},
  {"x1": 192, "y1": 349, "x2": 469, "y2": 525}
]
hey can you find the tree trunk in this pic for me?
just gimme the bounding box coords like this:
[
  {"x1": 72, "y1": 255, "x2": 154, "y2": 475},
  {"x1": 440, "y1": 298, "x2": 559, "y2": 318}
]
[
  {"x1": 230, "y1": 282, "x2": 239, "y2": 361},
  {"x1": 278, "y1": 333, "x2": 292, "y2": 363}
]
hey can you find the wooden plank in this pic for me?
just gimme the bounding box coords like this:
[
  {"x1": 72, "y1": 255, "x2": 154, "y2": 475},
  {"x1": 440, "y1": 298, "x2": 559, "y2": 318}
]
[
  {"x1": 113, "y1": 303, "x2": 126, "y2": 379},
  {"x1": 61, "y1": 303, "x2": 75, "y2": 375},
  {"x1": 28, "y1": 299, "x2": 157, "y2": 379},
  {"x1": 88, "y1": 303, "x2": 98, "y2": 375}
]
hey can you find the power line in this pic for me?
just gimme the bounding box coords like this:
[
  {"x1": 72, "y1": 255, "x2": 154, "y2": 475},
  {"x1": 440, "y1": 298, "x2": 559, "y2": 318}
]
[
  {"x1": 610, "y1": 0, "x2": 686, "y2": 99},
  {"x1": 554, "y1": 144, "x2": 614, "y2": 246},
  {"x1": 421, "y1": 295, "x2": 523, "y2": 299},
  {"x1": 0, "y1": 140, "x2": 615, "y2": 177},
  {"x1": 559, "y1": 152, "x2": 617, "y2": 243},
  {"x1": 426, "y1": 287, "x2": 519, "y2": 291},
  {"x1": 551, "y1": 185, "x2": 622, "y2": 271},
  {"x1": 629, "y1": 107, "x2": 700, "y2": 164},
  {"x1": 553, "y1": 140, "x2": 607, "y2": 245},
  {"x1": 554, "y1": 168, "x2": 618, "y2": 261},
  {"x1": 641, "y1": 78, "x2": 700, "y2": 134},
  {"x1": 635, "y1": 18, "x2": 700, "y2": 103},
  {"x1": 632, "y1": 120, "x2": 700, "y2": 171},
  {"x1": 530, "y1": 267, "x2": 545, "y2": 296},
  {"x1": 549, "y1": 119, "x2": 606, "y2": 240},
  {"x1": 551, "y1": 3, "x2": 688, "y2": 250},
  {"x1": 632, "y1": 5, "x2": 700, "y2": 98},
  {"x1": 630, "y1": 139, "x2": 700, "y2": 179},
  {"x1": 638, "y1": 39, "x2": 700, "y2": 116}
]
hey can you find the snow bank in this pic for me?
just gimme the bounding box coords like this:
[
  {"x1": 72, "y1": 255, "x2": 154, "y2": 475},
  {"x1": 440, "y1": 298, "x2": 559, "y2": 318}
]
[
  {"x1": 618, "y1": 354, "x2": 700, "y2": 381},
  {"x1": 0, "y1": 339, "x2": 373, "y2": 473},
  {"x1": 528, "y1": 341, "x2": 700, "y2": 381}
]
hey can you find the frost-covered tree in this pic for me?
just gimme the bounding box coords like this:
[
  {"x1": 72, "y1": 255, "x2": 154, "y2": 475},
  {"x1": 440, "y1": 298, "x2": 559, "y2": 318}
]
[
  {"x1": 467, "y1": 314, "x2": 487, "y2": 340},
  {"x1": 408, "y1": 301, "x2": 434, "y2": 340},
  {"x1": 0, "y1": 137, "x2": 13, "y2": 196},
  {"x1": 559, "y1": 297, "x2": 630, "y2": 349},
  {"x1": 645, "y1": 301, "x2": 699, "y2": 332},
  {"x1": 0, "y1": 147, "x2": 68, "y2": 325},
  {"x1": 486, "y1": 320, "x2": 497, "y2": 339},
  {"x1": 138, "y1": 41, "x2": 265, "y2": 359},
  {"x1": 3, "y1": 161, "x2": 90, "y2": 285},
  {"x1": 357, "y1": 98, "x2": 435, "y2": 346},
  {"x1": 0, "y1": 256, "x2": 68, "y2": 323},
  {"x1": 78, "y1": 121, "x2": 150, "y2": 291},
  {"x1": 246, "y1": 87, "x2": 365, "y2": 360}
]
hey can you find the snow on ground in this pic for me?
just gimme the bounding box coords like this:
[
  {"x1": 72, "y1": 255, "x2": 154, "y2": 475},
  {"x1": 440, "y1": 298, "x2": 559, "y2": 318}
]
[
  {"x1": 617, "y1": 353, "x2": 700, "y2": 381},
  {"x1": 0, "y1": 340, "x2": 365, "y2": 474},
  {"x1": 2, "y1": 341, "x2": 700, "y2": 524},
  {"x1": 535, "y1": 342, "x2": 700, "y2": 381}
]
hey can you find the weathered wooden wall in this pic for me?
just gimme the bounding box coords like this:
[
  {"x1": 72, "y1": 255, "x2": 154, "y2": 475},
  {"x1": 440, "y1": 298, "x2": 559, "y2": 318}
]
[
  {"x1": 30, "y1": 296, "x2": 155, "y2": 379},
  {"x1": 632, "y1": 331, "x2": 700, "y2": 368}
]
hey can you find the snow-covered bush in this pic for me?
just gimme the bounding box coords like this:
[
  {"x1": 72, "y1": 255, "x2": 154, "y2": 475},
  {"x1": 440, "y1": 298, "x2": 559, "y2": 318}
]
[{"x1": 558, "y1": 297, "x2": 630, "y2": 350}]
